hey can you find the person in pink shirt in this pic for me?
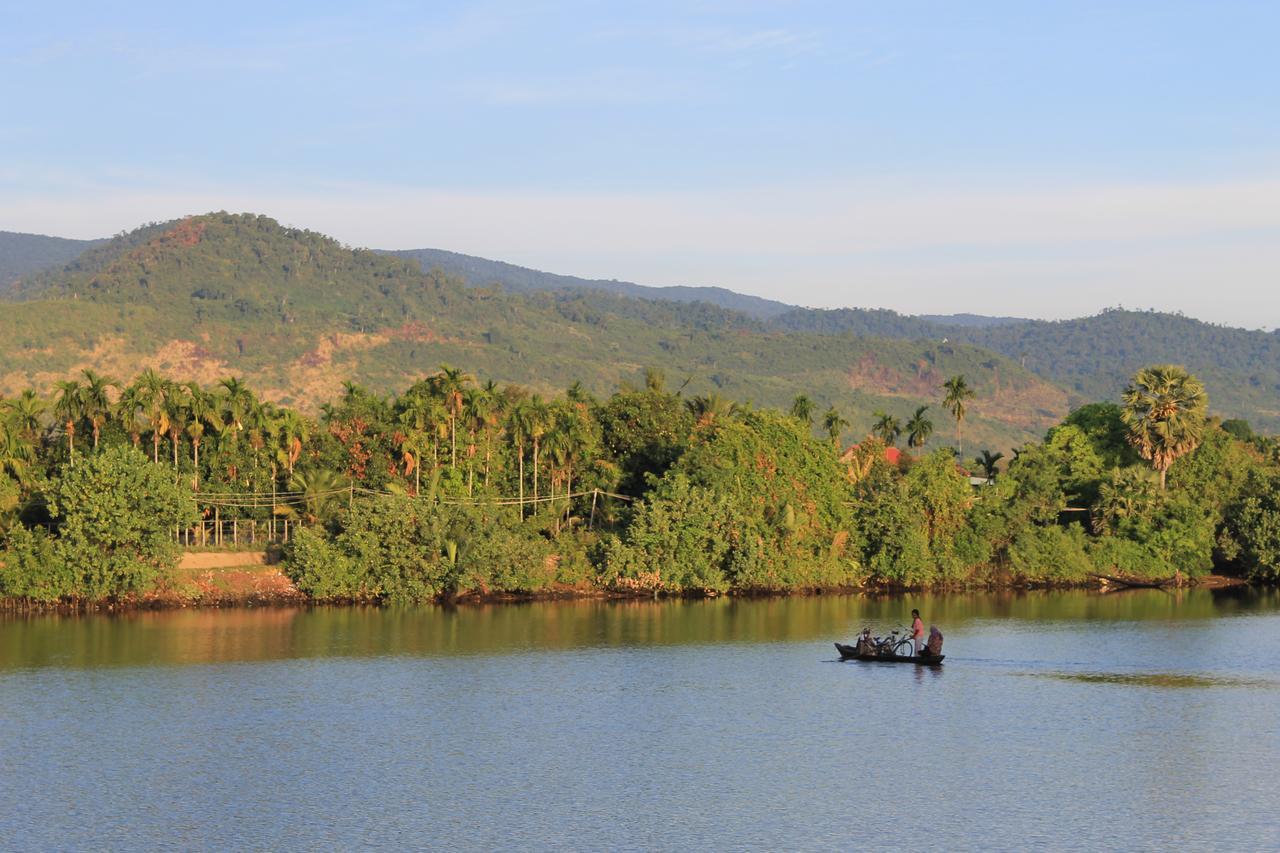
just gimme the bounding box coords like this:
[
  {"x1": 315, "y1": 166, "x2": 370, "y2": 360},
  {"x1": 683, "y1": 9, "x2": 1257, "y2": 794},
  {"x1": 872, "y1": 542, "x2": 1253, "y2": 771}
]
[{"x1": 910, "y1": 609, "x2": 925, "y2": 655}]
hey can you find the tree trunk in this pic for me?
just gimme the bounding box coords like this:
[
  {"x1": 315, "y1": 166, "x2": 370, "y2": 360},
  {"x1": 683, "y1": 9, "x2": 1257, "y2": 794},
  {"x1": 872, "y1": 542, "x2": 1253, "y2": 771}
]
[
  {"x1": 66, "y1": 423, "x2": 75, "y2": 466},
  {"x1": 193, "y1": 439, "x2": 200, "y2": 490},
  {"x1": 450, "y1": 415, "x2": 457, "y2": 468},
  {"x1": 153, "y1": 432, "x2": 160, "y2": 464},
  {"x1": 517, "y1": 442, "x2": 525, "y2": 520},
  {"x1": 533, "y1": 437, "x2": 540, "y2": 508}
]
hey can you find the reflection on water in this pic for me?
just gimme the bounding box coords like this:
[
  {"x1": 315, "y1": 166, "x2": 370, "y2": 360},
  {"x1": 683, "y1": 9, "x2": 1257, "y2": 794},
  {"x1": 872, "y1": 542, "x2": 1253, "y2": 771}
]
[{"x1": 2, "y1": 588, "x2": 1279, "y2": 850}]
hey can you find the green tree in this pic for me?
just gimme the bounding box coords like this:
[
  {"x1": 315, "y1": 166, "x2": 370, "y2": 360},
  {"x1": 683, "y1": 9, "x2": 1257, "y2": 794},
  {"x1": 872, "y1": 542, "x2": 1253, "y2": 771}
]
[
  {"x1": 871, "y1": 411, "x2": 901, "y2": 446},
  {"x1": 52, "y1": 378, "x2": 84, "y2": 465},
  {"x1": 1121, "y1": 365, "x2": 1208, "y2": 490},
  {"x1": 822, "y1": 406, "x2": 849, "y2": 446},
  {"x1": 905, "y1": 406, "x2": 934, "y2": 449},
  {"x1": 790, "y1": 394, "x2": 815, "y2": 427},
  {"x1": 79, "y1": 369, "x2": 118, "y2": 450},
  {"x1": 974, "y1": 450, "x2": 1003, "y2": 482},
  {"x1": 942, "y1": 375, "x2": 975, "y2": 456}
]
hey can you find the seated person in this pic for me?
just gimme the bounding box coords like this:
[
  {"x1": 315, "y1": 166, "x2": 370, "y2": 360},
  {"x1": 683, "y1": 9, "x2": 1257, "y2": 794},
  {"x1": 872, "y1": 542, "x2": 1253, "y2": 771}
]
[{"x1": 925, "y1": 626, "x2": 944, "y2": 657}]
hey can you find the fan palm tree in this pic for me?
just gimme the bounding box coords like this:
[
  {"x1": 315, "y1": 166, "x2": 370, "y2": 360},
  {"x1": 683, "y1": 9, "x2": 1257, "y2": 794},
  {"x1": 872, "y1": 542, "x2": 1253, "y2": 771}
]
[
  {"x1": 0, "y1": 418, "x2": 35, "y2": 484},
  {"x1": 1121, "y1": 365, "x2": 1208, "y2": 490},
  {"x1": 790, "y1": 395, "x2": 815, "y2": 427},
  {"x1": 822, "y1": 406, "x2": 849, "y2": 447},
  {"x1": 871, "y1": 411, "x2": 901, "y2": 446},
  {"x1": 974, "y1": 450, "x2": 1004, "y2": 483},
  {"x1": 942, "y1": 375, "x2": 975, "y2": 456},
  {"x1": 79, "y1": 369, "x2": 118, "y2": 450},
  {"x1": 52, "y1": 378, "x2": 84, "y2": 464},
  {"x1": 905, "y1": 406, "x2": 934, "y2": 449}
]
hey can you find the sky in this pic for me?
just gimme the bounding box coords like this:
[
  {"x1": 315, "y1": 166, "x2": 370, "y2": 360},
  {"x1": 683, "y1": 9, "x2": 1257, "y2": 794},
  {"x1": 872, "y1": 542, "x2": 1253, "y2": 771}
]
[{"x1": 2, "y1": 0, "x2": 1278, "y2": 327}]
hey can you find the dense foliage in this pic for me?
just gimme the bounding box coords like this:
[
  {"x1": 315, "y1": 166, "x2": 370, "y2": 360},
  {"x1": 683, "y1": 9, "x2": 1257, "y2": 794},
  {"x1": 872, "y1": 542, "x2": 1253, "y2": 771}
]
[{"x1": 3, "y1": 359, "x2": 1278, "y2": 605}]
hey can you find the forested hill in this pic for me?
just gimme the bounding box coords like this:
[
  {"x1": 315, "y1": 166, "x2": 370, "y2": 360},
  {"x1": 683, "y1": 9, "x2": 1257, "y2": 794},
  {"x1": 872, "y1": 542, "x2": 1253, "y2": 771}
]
[
  {"x1": 0, "y1": 230, "x2": 103, "y2": 291},
  {"x1": 775, "y1": 306, "x2": 1280, "y2": 430},
  {"x1": 384, "y1": 246, "x2": 795, "y2": 319},
  {"x1": 0, "y1": 212, "x2": 1068, "y2": 453}
]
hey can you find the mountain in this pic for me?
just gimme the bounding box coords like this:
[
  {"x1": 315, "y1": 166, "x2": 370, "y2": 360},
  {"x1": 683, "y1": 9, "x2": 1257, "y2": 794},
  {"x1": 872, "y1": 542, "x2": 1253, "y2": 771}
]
[
  {"x1": 776, "y1": 306, "x2": 1280, "y2": 431},
  {"x1": 918, "y1": 313, "x2": 1029, "y2": 328},
  {"x1": 0, "y1": 212, "x2": 1067, "y2": 453},
  {"x1": 385, "y1": 247, "x2": 795, "y2": 319},
  {"x1": 0, "y1": 230, "x2": 104, "y2": 291}
]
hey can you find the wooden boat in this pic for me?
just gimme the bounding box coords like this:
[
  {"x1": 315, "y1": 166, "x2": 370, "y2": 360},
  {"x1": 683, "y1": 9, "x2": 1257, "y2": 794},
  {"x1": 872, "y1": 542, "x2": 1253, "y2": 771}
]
[{"x1": 835, "y1": 642, "x2": 944, "y2": 665}]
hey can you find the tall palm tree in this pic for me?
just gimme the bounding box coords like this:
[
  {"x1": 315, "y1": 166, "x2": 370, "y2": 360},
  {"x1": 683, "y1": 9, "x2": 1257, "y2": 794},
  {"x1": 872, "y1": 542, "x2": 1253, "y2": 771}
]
[
  {"x1": 790, "y1": 395, "x2": 815, "y2": 427},
  {"x1": 974, "y1": 450, "x2": 1004, "y2": 483},
  {"x1": 1121, "y1": 365, "x2": 1208, "y2": 490},
  {"x1": 871, "y1": 411, "x2": 901, "y2": 446},
  {"x1": 185, "y1": 383, "x2": 219, "y2": 489},
  {"x1": 433, "y1": 364, "x2": 472, "y2": 469},
  {"x1": 163, "y1": 382, "x2": 191, "y2": 469},
  {"x1": 52, "y1": 379, "x2": 84, "y2": 464},
  {"x1": 0, "y1": 418, "x2": 35, "y2": 485},
  {"x1": 822, "y1": 406, "x2": 849, "y2": 447},
  {"x1": 526, "y1": 395, "x2": 552, "y2": 509},
  {"x1": 114, "y1": 384, "x2": 147, "y2": 450},
  {"x1": 473, "y1": 380, "x2": 502, "y2": 488},
  {"x1": 274, "y1": 408, "x2": 309, "y2": 477},
  {"x1": 942, "y1": 375, "x2": 975, "y2": 456},
  {"x1": 79, "y1": 369, "x2": 118, "y2": 450},
  {"x1": 905, "y1": 406, "x2": 934, "y2": 449},
  {"x1": 135, "y1": 369, "x2": 171, "y2": 464},
  {"x1": 219, "y1": 376, "x2": 255, "y2": 444}
]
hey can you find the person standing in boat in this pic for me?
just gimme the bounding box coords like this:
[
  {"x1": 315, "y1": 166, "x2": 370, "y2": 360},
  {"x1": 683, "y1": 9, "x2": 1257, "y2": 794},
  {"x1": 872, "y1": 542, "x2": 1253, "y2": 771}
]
[{"x1": 910, "y1": 609, "x2": 925, "y2": 655}]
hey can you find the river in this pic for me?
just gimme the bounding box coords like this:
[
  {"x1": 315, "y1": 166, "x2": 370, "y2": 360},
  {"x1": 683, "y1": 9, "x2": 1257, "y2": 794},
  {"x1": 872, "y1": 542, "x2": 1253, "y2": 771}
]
[{"x1": 2, "y1": 589, "x2": 1278, "y2": 850}]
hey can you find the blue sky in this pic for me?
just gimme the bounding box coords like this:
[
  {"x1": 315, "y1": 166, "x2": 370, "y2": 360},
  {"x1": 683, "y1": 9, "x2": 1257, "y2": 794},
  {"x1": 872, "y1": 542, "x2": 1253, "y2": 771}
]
[{"x1": 2, "y1": 1, "x2": 1278, "y2": 326}]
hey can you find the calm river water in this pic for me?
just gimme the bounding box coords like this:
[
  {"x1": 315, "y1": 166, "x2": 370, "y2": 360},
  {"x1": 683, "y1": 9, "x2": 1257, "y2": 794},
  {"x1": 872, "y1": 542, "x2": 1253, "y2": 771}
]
[{"x1": 3, "y1": 589, "x2": 1278, "y2": 850}]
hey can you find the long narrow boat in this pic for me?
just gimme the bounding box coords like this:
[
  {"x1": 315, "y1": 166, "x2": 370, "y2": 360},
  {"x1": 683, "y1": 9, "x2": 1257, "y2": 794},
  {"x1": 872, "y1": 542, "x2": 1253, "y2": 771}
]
[{"x1": 835, "y1": 642, "x2": 944, "y2": 665}]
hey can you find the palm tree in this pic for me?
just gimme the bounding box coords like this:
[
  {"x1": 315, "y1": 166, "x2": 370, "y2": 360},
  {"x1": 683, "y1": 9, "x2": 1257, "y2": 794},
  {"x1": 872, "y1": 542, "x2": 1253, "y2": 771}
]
[
  {"x1": 185, "y1": 383, "x2": 219, "y2": 489},
  {"x1": 1121, "y1": 365, "x2": 1208, "y2": 490},
  {"x1": 218, "y1": 376, "x2": 255, "y2": 443},
  {"x1": 974, "y1": 450, "x2": 1003, "y2": 483},
  {"x1": 433, "y1": 364, "x2": 472, "y2": 469},
  {"x1": 790, "y1": 395, "x2": 815, "y2": 427},
  {"x1": 114, "y1": 384, "x2": 147, "y2": 450},
  {"x1": 52, "y1": 379, "x2": 84, "y2": 464},
  {"x1": 822, "y1": 406, "x2": 849, "y2": 447},
  {"x1": 686, "y1": 393, "x2": 736, "y2": 428},
  {"x1": 79, "y1": 369, "x2": 118, "y2": 450},
  {"x1": 871, "y1": 411, "x2": 901, "y2": 446},
  {"x1": 471, "y1": 380, "x2": 502, "y2": 488},
  {"x1": 275, "y1": 408, "x2": 309, "y2": 477},
  {"x1": 289, "y1": 468, "x2": 350, "y2": 525},
  {"x1": 135, "y1": 369, "x2": 171, "y2": 464},
  {"x1": 0, "y1": 418, "x2": 35, "y2": 485},
  {"x1": 163, "y1": 382, "x2": 190, "y2": 469},
  {"x1": 508, "y1": 400, "x2": 534, "y2": 518},
  {"x1": 942, "y1": 375, "x2": 975, "y2": 456},
  {"x1": 526, "y1": 395, "x2": 553, "y2": 509},
  {"x1": 6, "y1": 390, "x2": 47, "y2": 443},
  {"x1": 905, "y1": 406, "x2": 934, "y2": 449}
]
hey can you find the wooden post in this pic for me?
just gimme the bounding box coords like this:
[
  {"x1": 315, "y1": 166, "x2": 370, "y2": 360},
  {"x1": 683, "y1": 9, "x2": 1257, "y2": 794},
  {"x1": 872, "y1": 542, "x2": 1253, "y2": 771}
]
[
  {"x1": 215, "y1": 506, "x2": 221, "y2": 547},
  {"x1": 589, "y1": 489, "x2": 598, "y2": 531},
  {"x1": 233, "y1": 518, "x2": 238, "y2": 547}
]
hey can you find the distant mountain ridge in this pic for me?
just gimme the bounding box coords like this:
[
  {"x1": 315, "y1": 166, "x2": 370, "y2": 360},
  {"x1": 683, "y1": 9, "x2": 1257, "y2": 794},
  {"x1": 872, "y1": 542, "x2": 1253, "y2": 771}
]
[
  {"x1": 384, "y1": 247, "x2": 797, "y2": 319},
  {"x1": 3, "y1": 218, "x2": 1278, "y2": 432},
  {"x1": 0, "y1": 230, "x2": 104, "y2": 290}
]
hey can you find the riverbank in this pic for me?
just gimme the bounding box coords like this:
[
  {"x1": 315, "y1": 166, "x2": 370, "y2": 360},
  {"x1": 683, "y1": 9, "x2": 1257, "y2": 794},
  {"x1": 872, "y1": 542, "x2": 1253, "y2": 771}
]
[{"x1": 0, "y1": 554, "x2": 1259, "y2": 613}]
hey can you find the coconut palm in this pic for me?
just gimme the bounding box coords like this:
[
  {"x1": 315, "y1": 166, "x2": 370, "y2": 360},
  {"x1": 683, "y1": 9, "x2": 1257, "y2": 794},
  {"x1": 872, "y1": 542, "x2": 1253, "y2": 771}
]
[
  {"x1": 790, "y1": 395, "x2": 815, "y2": 427},
  {"x1": 871, "y1": 411, "x2": 901, "y2": 446},
  {"x1": 52, "y1": 379, "x2": 84, "y2": 464},
  {"x1": 942, "y1": 375, "x2": 975, "y2": 456},
  {"x1": 905, "y1": 406, "x2": 934, "y2": 449},
  {"x1": 1121, "y1": 365, "x2": 1208, "y2": 490},
  {"x1": 114, "y1": 384, "x2": 147, "y2": 450},
  {"x1": 79, "y1": 369, "x2": 118, "y2": 450},
  {"x1": 274, "y1": 408, "x2": 309, "y2": 477},
  {"x1": 822, "y1": 406, "x2": 849, "y2": 447},
  {"x1": 974, "y1": 450, "x2": 1004, "y2": 483}
]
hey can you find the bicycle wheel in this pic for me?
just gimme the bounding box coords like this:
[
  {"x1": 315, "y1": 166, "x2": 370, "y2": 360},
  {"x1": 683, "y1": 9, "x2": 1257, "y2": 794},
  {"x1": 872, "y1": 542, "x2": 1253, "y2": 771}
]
[{"x1": 894, "y1": 639, "x2": 916, "y2": 658}]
